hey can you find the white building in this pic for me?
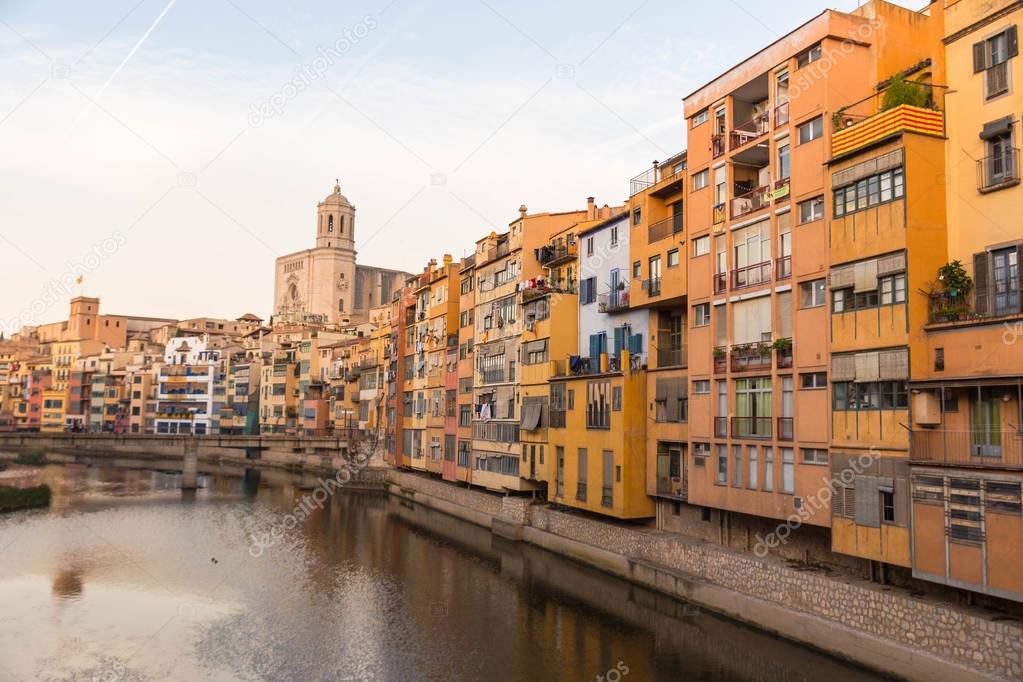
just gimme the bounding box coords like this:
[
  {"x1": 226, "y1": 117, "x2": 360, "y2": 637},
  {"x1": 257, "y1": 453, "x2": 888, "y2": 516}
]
[
  {"x1": 155, "y1": 336, "x2": 222, "y2": 435},
  {"x1": 577, "y1": 214, "x2": 649, "y2": 370}
]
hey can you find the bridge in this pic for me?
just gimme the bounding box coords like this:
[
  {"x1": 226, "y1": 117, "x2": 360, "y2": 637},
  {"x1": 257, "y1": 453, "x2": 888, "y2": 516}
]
[{"x1": 0, "y1": 432, "x2": 381, "y2": 489}]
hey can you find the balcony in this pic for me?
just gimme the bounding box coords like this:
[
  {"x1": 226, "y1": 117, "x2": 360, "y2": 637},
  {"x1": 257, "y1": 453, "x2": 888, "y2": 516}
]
[
  {"x1": 713, "y1": 272, "x2": 727, "y2": 294},
  {"x1": 831, "y1": 103, "x2": 944, "y2": 159},
  {"x1": 629, "y1": 152, "x2": 687, "y2": 197},
  {"x1": 777, "y1": 417, "x2": 793, "y2": 441},
  {"x1": 977, "y1": 148, "x2": 1020, "y2": 193},
  {"x1": 657, "y1": 346, "x2": 686, "y2": 368},
  {"x1": 729, "y1": 111, "x2": 770, "y2": 150},
  {"x1": 643, "y1": 278, "x2": 662, "y2": 298},
  {"x1": 598, "y1": 289, "x2": 631, "y2": 313},
  {"x1": 714, "y1": 416, "x2": 728, "y2": 439},
  {"x1": 648, "y1": 214, "x2": 684, "y2": 243},
  {"x1": 713, "y1": 348, "x2": 728, "y2": 374},
  {"x1": 537, "y1": 242, "x2": 578, "y2": 268},
  {"x1": 730, "y1": 260, "x2": 771, "y2": 290},
  {"x1": 731, "y1": 416, "x2": 772, "y2": 440},
  {"x1": 729, "y1": 345, "x2": 773, "y2": 373},
  {"x1": 774, "y1": 101, "x2": 790, "y2": 127},
  {"x1": 712, "y1": 134, "x2": 726, "y2": 159},
  {"x1": 776, "y1": 256, "x2": 791, "y2": 281},
  {"x1": 730, "y1": 184, "x2": 771, "y2": 220},
  {"x1": 927, "y1": 291, "x2": 1021, "y2": 326},
  {"x1": 911, "y1": 429, "x2": 1023, "y2": 469}
]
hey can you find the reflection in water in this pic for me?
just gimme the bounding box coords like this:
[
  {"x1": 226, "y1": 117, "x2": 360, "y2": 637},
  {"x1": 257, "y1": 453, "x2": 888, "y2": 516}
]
[{"x1": 0, "y1": 464, "x2": 885, "y2": 681}]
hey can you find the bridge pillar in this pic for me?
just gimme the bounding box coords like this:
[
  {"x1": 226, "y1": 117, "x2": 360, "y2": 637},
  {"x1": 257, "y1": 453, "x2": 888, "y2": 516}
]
[{"x1": 182, "y1": 441, "x2": 198, "y2": 490}]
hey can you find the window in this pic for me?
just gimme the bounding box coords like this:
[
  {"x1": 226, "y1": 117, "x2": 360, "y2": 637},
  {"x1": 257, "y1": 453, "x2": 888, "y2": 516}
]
[
  {"x1": 833, "y1": 167, "x2": 904, "y2": 217},
  {"x1": 797, "y1": 116, "x2": 823, "y2": 144},
  {"x1": 693, "y1": 169, "x2": 709, "y2": 191},
  {"x1": 880, "y1": 273, "x2": 906, "y2": 305},
  {"x1": 831, "y1": 286, "x2": 882, "y2": 313},
  {"x1": 732, "y1": 446, "x2": 742, "y2": 487},
  {"x1": 769, "y1": 145, "x2": 787, "y2": 188},
  {"x1": 716, "y1": 445, "x2": 727, "y2": 484},
  {"x1": 748, "y1": 446, "x2": 758, "y2": 490},
  {"x1": 881, "y1": 490, "x2": 895, "y2": 524},
  {"x1": 799, "y1": 372, "x2": 827, "y2": 390},
  {"x1": 693, "y1": 303, "x2": 711, "y2": 327},
  {"x1": 802, "y1": 448, "x2": 829, "y2": 465},
  {"x1": 693, "y1": 235, "x2": 710, "y2": 257},
  {"x1": 832, "y1": 381, "x2": 909, "y2": 410},
  {"x1": 781, "y1": 448, "x2": 794, "y2": 494},
  {"x1": 580, "y1": 277, "x2": 597, "y2": 304},
  {"x1": 587, "y1": 380, "x2": 611, "y2": 429},
  {"x1": 693, "y1": 380, "x2": 710, "y2": 394},
  {"x1": 577, "y1": 448, "x2": 588, "y2": 501},
  {"x1": 611, "y1": 225, "x2": 619, "y2": 245},
  {"x1": 632, "y1": 261, "x2": 641, "y2": 279},
  {"x1": 692, "y1": 110, "x2": 709, "y2": 127},
  {"x1": 982, "y1": 129, "x2": 1018, "y2": 188},
  {"x1": 798, "y1": 196, "x2": 824, "y2": 223},
  {"x1": 974, "y1": 26, "x2": 1018, "y2": 99},
  {"x1": 799, "y1": 279, "x2": 826, "y2": 308},
  {"x1": 763, "y1": 447, "x2": 774, "y2": 492},
  {"x1": 632, "y1": 207, "x2": 641, "y2": 225},
  {"x1": 797, "y1": 43, "x2": 822, "y2": 69},
  {"x1": 667, "y1": 249, "x2": 680, "y2": 268},
  {"x1": 612, "y1": 386, "x2": 622, "y2": 412},
  {"x1": 586, "y1": 237, "x2": 594, "y2": 256}
]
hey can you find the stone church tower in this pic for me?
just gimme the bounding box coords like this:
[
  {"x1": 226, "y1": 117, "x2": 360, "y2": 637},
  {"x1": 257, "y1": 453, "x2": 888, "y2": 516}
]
[{"x1": 273, "y1": 182, "x2": 412, "y2": 326}]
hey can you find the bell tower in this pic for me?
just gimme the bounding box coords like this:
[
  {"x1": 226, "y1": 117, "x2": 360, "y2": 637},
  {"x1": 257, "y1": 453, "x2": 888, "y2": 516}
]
[{"x1": 316, "y1": 180, "x2": 356, "y2": 251}]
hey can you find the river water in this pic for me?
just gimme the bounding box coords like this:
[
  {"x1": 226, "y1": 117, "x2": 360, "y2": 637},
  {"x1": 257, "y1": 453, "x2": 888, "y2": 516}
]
[{"x1": 0, "y1": 463, "x2": 886, "y2": 681}]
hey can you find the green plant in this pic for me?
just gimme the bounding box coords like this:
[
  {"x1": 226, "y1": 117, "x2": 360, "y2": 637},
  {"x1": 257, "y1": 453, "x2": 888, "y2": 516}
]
[
  {"x1": 881, "y1": 74, "x2": 931, "y2": 111},
  {"x1": 937, "y1": 260, "x2": 973, "y2": 298},
  {"x1": 831, "y1": 106, "x2": 849, "y2": 131},
  {"x1": 0, "y1": 484, "x2": 52, "y2": 513},
  {"x1": 772, "y1": 337, "x2": 793, "y2": 352},
  {"x1": 713, "y1": 347, "x2": 727, "y2": 359}
]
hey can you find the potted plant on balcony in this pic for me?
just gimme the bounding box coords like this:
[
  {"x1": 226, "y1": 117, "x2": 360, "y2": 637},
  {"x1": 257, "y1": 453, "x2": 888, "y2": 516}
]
[
  {"x1": 881, "y1": 74, "x2": 932, "y2": 111},
  {"x1": 931, "y1": 260, "x2": 974, "y2": 321},
  {"x1": 771, "y1": 337, "x2": 792, "y2": 353},
  {"x1": 713, "y1": 346, "x2": 727, "y2": 360}
]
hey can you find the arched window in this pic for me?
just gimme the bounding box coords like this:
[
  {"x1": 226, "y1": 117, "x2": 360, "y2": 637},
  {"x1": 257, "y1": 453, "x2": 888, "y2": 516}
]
[
  {"x1": 338, "y1": 298, "x2": 345, "y2": 312},
  {"x1": 339, "y1": 215, "x2": 345, "y2": 234},
  {"x1": 328, "y1": 215, "x2": 334, "y2": 232}
]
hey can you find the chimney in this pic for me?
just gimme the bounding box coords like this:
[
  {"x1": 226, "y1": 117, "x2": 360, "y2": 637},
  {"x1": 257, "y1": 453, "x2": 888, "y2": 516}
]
[
  {"x1": 442, "y1": 254, "x2": 453, "y2": 266},
  {"x1": 587, "y1": 196, "x2": 595, "y2": 220},
  {"x1": 519, "y1": 204, "x2": 528, "y2": 219}
]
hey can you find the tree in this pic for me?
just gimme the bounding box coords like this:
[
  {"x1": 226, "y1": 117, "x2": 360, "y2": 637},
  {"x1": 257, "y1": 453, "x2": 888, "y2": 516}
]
[{"x1": 882, "y1": 74, "x2": 931, "y2": 111}]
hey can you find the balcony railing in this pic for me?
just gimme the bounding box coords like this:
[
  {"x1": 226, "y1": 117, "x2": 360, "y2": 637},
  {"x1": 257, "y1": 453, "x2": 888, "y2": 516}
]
[
  {"x1": 657, "y1": 346, "x2": 686, "y2": 368},
  {"x1": 601, "y1": 487, "x2": 613, "y2": 508},
  {"x1": 732, "y1": 416, "x2": 773, "y2": 439},
  {"x1": 774, "y1": 101, "x2": 790, "y2": 127},
  {"x1": 731, "y1": 184, "x2": 772, "y2": 219},
  {"x1": 776, "y1": 256, "x2": 791, "y2": 280},
  {"x1": 730, "y1": 345, "x2": 773, "y2": 373},
  {"x1": 537, "y1": 242, "x2": 578, "y2": 267},
  {"x1": 629, "y1": 153, "x2": 687, "y2": 196},
  {"x1": 777, "y1": 417, "x2": 793, "y2": 441},
  {"x1": 730, "y1": 111, "x2": 770, "y2": 150},
  {"x1": 598, "y1": 289, "x2": 631, "y2": 313},
  {"x1": 714, "y1": 416, "x2": 728, "y2": 439},
  {"x1": 713, "y1": 272, "x2": 727, "y2": 294},
  {"x1": 644, "y1": 278, "x2": 662, "y2": 298},
  {"x1": 713, "y1": 349, "x2": 728, "y2": 374},
  {"x1": 576, "y1": 481, "x2": 587, "y2": 502},
  {"x1": 712, "y1": 134, "x2": 726, "y2": 159},
  {"x1": 927, "y1": 291, "x2": 1021, "y2": 325},
  {"x1": 730, "y1": 261, "x2": 772, "y2": 290},
  {"x1": 648, "y1": 214, "x2": 684, "y2": 243},
  {"x1": 910, "y1": 429, "x2": 1023, "y2": 469},
  {"x1": 977, "y1": 148, "x2": 1020, "y2": 192}
]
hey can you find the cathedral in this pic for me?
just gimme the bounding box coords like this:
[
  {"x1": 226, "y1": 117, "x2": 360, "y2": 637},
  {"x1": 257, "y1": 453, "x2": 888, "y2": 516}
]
[{"x1": 272, "y1": 182, "x2": 413, "y2": 326}]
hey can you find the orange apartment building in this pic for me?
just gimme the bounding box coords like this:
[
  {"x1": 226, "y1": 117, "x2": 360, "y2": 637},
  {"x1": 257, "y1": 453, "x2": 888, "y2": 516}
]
[
  {"x1": 680, "y1": 0, "x2": 945, "y2": 560},
  {"x1": 455, "y1": 255, "x2": 477, "y2": 483}
]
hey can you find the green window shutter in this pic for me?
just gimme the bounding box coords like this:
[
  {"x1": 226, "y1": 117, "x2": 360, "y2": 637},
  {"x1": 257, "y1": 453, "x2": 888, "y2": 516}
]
[
  {"x1": 589, "y1": 334, "x2": 601, "y2": 361},
  {"x1": 613, "y1": 327, "x2": 625, "y2": 357},
  {"x1": 628, "y1": 333, "x2": 643, "y2": 354}
]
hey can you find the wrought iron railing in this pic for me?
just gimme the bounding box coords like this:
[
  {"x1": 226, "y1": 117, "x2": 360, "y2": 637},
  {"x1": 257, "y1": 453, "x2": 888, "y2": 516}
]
[
  {"x1": 731, "y1": 416, "x2": 772, "y2": 439},
  {"x1": 977, "y1": 148, "x2": 1019, "y2": 192}
]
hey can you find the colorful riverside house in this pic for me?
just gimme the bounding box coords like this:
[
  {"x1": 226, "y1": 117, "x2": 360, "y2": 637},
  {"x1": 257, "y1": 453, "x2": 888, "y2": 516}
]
[
  {"x1": 420, "y1": 256, "x2": 459, "y2": 476},
  {"x1": 906, "y1": 0, "x2": 1023, "y2": 603},
  {"x1": 547, "y1": 211, "x2": 654, "y2": 519},
  {"x1": 155, "y1": 337, "x2": 223, "y2": 435},
  {"x1": 454, "y1": 255, "x2": 477, "y2": 483},
  {"x1": 386, "y1": 283, "x2": 414, "y2": 468},
  {"x1": 626, "y1": 152, "x2": 691, "y2": 522},
  {"x1": 405, "y1": 269, "x2": 432, "y2": 471},
  {"x1": 680, "y1": 0, "x2": 944, "y2": 560}
]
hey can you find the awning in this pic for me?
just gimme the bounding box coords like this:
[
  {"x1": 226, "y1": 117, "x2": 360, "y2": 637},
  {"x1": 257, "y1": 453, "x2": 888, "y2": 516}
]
[
  {"x1": 980, "y1": 116, "x2": 1014, "y2": 141},
  {"x1": 520, "y1": 401, "x2": 542, "y2": 430}
]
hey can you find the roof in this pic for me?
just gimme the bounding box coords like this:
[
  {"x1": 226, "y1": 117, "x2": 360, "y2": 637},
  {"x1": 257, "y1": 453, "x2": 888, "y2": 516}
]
[{"x1": 576, "y1": 211, "x2": 630, "y2": 237}]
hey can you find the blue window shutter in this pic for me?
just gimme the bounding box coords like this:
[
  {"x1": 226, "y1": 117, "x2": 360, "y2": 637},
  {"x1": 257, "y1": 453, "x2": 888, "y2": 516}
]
[
  {"x1": 589, "y1": 334, "x2": 601, "y2": 360},
  {"x1": 628, "y1": 333, "x2": 643, "y2": 354},
  {"x1": 599, "y1": 332, "x2": 608, "y2": 356},
  {"x1": 614, "y1": 327, "x2": 625, "y2": 357}
]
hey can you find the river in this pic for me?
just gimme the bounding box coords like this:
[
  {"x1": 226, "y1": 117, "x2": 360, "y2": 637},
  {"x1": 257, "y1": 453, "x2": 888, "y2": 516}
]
[{"x1": 0, "y1": 463, "x2": 887, "y2": 681}]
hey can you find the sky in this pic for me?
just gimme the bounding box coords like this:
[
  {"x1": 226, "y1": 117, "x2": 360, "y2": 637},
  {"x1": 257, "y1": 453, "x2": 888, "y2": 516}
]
[{"x1": 0, "y1": 0, "x2": 924, "y2": 332}]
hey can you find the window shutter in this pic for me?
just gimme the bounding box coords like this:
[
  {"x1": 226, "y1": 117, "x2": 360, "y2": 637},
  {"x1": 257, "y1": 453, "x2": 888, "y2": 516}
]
[
  {"x1": 1008, "y1": 26, "x2": 1019, "y2": 59},
  {"x1": 878, "y1": 348, "x2": 909, "y2": 380},
  {"x1": 973, "y1": 41, "x2": 987, "y2": 73},
  {"x1": 830, "y1": 264, "x2": 855, "y2": 289},
  {"x1": 877, "y1": 252, "x2": 906, "y2": 276},
  {"x1": 974, "y1": 252, "x2": 991, "y2": 316},
  {"x1": 777, "y1": 291, "x2": 793, "y2": 339},
  {"x1": 854, "y1": 475, "x2": 880, "y2": 527},
  {"x1": 614, "y1": 327, "x2": 626, "y2": 357},
  {"x1": 854, "y1": 259, "x2": 879, "y2": 293},
  {"x1": 589, "y1": 334, "x2": 601, "y2": 361},
  {"x1": 832, "y1": 354, "x2": 856, "y2": 381},
  {"x1": 628, "y1": 333, "x2": 643, "y2": 355},
  {"x1": 855, "y1": 351, "x2": 880, "y2": 382}
]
